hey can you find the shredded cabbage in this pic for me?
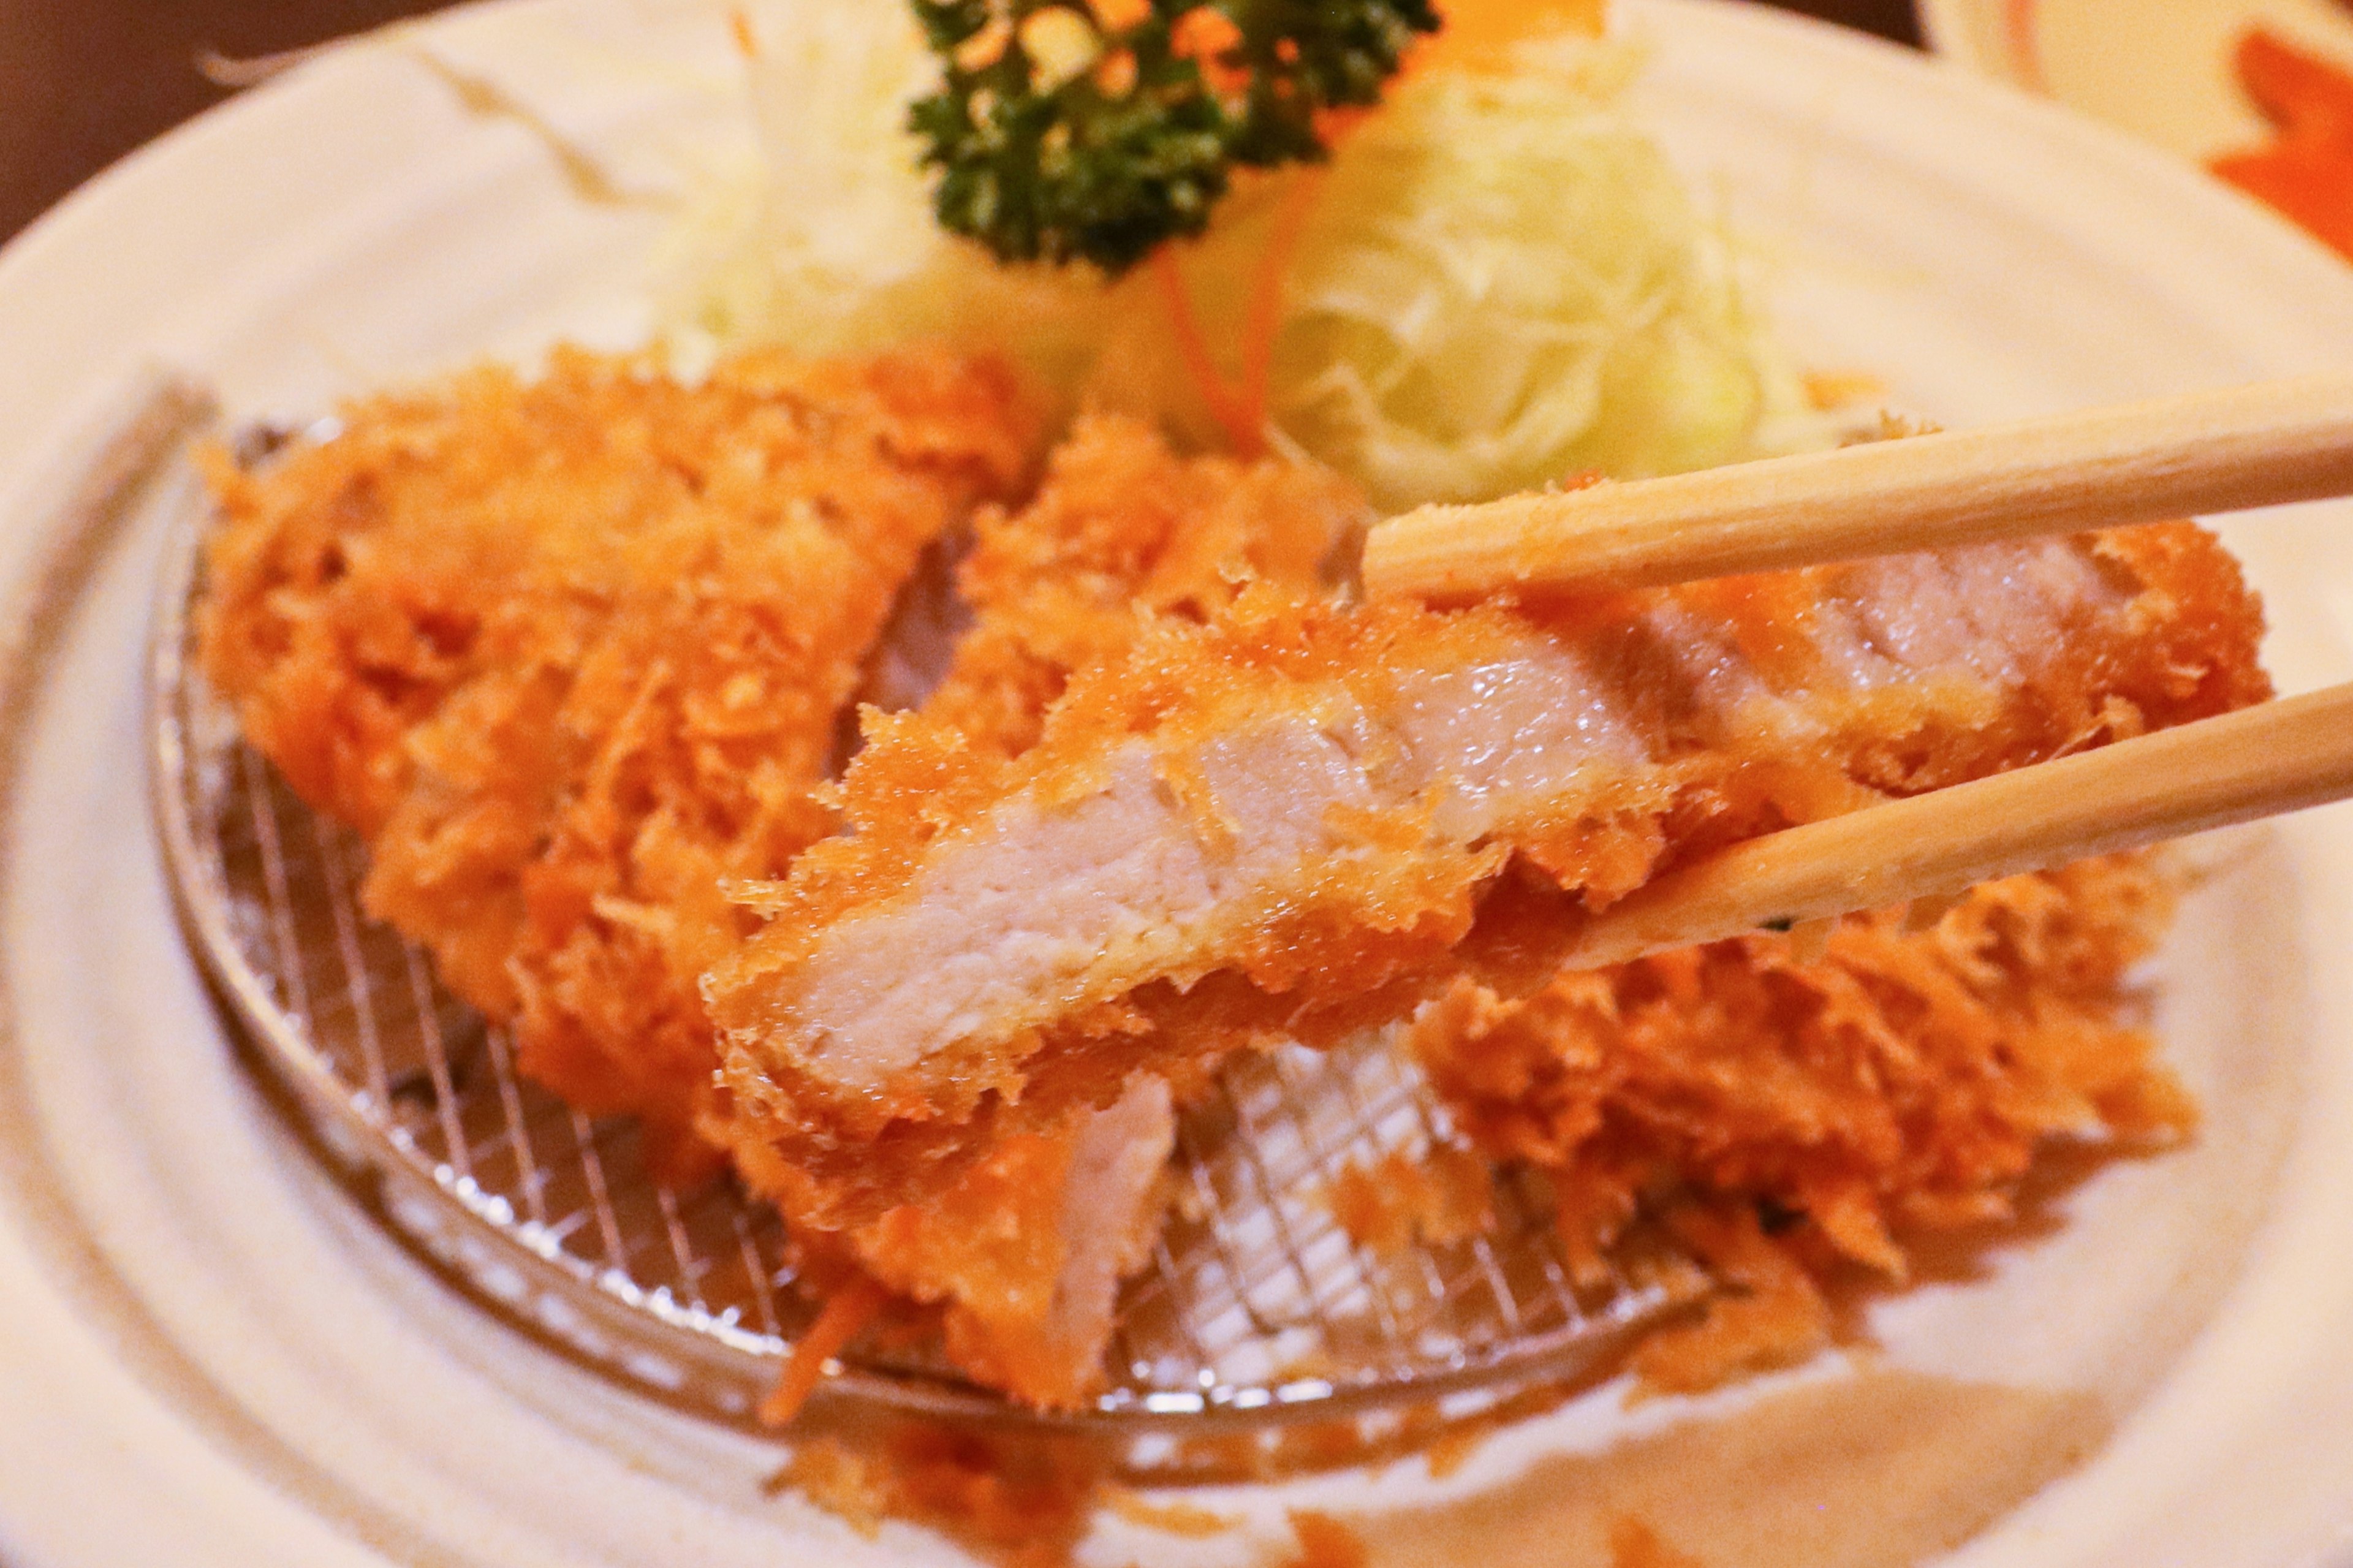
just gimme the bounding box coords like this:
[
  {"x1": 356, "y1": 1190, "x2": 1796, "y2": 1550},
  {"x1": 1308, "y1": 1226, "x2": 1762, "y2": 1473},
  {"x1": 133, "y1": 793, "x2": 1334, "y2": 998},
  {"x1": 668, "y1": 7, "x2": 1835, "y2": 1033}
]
[
  {"x1": 1267, "y1": 39, "x2": 1790, "y2": 506},
  {"x1": 673, "y1": 12, "x2": 1815, "y2": 505},
  {"x1": 670, "y1": 0, "x2": 1121, "y2": 405}
]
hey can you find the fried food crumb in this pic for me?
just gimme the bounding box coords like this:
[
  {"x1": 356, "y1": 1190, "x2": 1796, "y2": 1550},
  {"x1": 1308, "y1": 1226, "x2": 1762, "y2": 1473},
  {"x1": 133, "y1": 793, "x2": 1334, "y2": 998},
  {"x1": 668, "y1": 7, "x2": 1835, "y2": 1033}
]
[
  {"x1": 1629, "y1": 1203, "x2": 1832, "y2": 1395},
  {"x1": 1421, "y1": 1419, "x2": 1489, "y2": 1481},
  {"x1": 1327, "y1": 1145, "x2": 1496, "y2": 1254},
  {"x1": 1412, "y1": 854, "x2": 2194, "y2": 1392},
  {"x1": 1101, "y1": 1484, "x2": 1241, "y2": 1537},
  {"x1": 198, "y1": 344, "x2": 1037, "y2": 1180},
  {"x1": 919, "y1": 409, "x2": 1365, "y2": 760},
  {"x1": 1608, "y1": 1514, "x2": 1706, "y2": 1568},
  {"x1": 784, "y1": 1423, "x2": 1103, "y2": 1567},
  {"x1": 1282, "y1": 1509, "x2": 1370, "y2": 1568}
]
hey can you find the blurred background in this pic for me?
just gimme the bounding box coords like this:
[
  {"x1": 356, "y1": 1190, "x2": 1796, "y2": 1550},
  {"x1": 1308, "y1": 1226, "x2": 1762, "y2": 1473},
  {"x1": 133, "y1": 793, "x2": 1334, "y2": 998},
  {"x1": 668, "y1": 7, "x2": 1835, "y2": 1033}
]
[
  {"x1": 0, "y1": 0, "x2": 1920, "y2": 244},
  {"x1": 11, "y1": 0, "x2": 2347, "y2": 264}
]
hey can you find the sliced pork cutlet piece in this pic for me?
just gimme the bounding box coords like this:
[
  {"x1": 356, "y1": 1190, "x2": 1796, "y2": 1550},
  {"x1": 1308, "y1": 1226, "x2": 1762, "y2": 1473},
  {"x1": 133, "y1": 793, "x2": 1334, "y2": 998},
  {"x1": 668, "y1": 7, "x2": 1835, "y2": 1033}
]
[
  {"x1": 749, "y1": 1075, "x2": 1177, "y2": 1411},
  {"x1": 708, "y1": 522, "x2": 2269, "y2": 1226},
  {"x1": 199, "y1": 346, "x2": 1039, "y2": 1176},
  {"x1": 727, "y1": 418, "x2": 1362, "y2": 1406},
  {"x1": 912, "y1": 411, "x2": 1370, "y2": 759}
]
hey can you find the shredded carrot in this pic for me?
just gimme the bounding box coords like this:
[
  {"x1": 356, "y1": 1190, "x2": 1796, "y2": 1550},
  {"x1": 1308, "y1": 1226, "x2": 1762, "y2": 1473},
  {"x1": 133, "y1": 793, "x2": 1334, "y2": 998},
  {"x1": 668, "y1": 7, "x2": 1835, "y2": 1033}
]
[
  {"x1": 729, "y1": 6, "x2": 757, "y2": 59},
  {"x1": 2231, "y1": 26, "x2": 2353, "y2": 136},
  {"x1": 1090, "y1": 0, "x2": 1152, "y2": 29},
  {"x1": 2001, "y1": 0, "x2": 2046, "y2": 90},
  {"x1": 1153, "y1": 247, "x2": 1260, "y2": 454},
  {"x1": 1171, "y1": 6, "x2": 1249, "y2": 96},
  {"x1": 760, "y1": 1275, "x2": 889, "y2": 1427},
  {"x1": 1151, "y1": 168, "x2": 1327, "y2": 456},
  {"x1": 1237, "y1": 169, "x2": 1325, "y2": 444}
]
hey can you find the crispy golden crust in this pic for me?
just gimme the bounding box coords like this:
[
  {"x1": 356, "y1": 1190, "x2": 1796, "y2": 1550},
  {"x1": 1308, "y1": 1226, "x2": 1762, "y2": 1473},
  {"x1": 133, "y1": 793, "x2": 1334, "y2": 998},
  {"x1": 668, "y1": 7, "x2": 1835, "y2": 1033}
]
[
  {"x1": 919, "y1": 412, "x2": 1367, "y2": 757},
  {"x1": 783, "y1": 1425, "x2": 1101, "y2": 1566},
  {"x1": 1325, "y1": 1145, "x2": 1496, "y2": 1254},
  {"x1": 207, "y1": 374, "x2": 1349, "y2": 1405},
  {"x1": 711, "y1": 523, "x2": 2267, "y2": 1225},
  {"x1": 197, "y1": 346, "x2": 1038, "y2": 1175},
  {"x1": 753, "y1": 420, "x2": 1360, "y2": 1403},
  {"x1": 1414, "y1": 855, "x2": 2192, "y2": 1388}
]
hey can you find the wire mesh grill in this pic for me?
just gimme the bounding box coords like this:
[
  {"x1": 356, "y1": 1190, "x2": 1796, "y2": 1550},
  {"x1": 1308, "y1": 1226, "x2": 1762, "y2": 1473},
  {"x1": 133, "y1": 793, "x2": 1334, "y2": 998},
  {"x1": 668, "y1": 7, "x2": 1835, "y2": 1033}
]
[{"x1": 147, "y1": 453, "x2": 1699, "y2": 1431}]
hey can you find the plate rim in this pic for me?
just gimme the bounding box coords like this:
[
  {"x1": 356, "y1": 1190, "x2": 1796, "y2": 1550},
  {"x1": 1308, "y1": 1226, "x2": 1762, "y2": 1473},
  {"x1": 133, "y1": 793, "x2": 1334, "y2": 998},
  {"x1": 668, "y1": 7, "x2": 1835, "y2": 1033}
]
[{"x1": 5, "y1": 1, "x2": 2353, "y2": 1563}]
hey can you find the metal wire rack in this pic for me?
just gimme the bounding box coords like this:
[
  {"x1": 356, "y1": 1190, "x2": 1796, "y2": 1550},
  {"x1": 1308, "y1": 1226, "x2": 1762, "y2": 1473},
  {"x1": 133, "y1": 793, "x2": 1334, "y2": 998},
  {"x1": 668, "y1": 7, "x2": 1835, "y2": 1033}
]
[{"x1": 146, "y1": 448, "x2": 1700, "y2": 1434}]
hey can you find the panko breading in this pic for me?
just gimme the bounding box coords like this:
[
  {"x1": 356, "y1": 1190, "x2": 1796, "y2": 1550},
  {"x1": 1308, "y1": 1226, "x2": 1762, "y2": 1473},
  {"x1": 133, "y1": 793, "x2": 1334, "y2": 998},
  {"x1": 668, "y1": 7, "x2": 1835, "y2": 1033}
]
[
  {"x1": 708, "y1": 523, "x2": 2268, "y2": 1226},
  {"x1": 773, "y1": 417, "x2": 1365, "y2": 1407},
  {"x1": 919, "y1": 412, "x2": 1370, "y2": 759},
  {"x1": 1325, "y1": 1145, "x2": 1496, "y2": 1254},
  {"x1": 199, "y1": 346, "x2": 2266, "y2": 1422},
  {"x1": 850, "y1": 1076, "x2": 1175, "y2": 1408},
  {"x1": 197, "y1": 346, "x2": 1038, "y2": 1176},
  {"x1": 203, "y1": 368, "x2": 1361, "y2": 1408},
  {"x1": 1411, "y1": 854, "x2": 2191, "y2": 1388}
]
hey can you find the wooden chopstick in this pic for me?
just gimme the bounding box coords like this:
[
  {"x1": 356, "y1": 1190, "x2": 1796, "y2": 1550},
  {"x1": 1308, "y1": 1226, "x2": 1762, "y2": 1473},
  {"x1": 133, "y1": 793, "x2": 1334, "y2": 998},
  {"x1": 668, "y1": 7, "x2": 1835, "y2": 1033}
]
[
  {"x1": 1553, "y1": 682, "x2": 2353, "y2": 972},
  {"x1": 1363, "y1": 374, "x2": 2353, "y2": 602}
]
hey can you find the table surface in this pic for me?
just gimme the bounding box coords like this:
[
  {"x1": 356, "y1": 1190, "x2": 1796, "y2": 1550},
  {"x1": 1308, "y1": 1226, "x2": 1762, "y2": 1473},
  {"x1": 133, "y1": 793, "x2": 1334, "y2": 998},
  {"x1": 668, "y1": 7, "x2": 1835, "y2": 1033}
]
[{"x1": 0, "y1": 0, "x2": 1920, "y2": 247}]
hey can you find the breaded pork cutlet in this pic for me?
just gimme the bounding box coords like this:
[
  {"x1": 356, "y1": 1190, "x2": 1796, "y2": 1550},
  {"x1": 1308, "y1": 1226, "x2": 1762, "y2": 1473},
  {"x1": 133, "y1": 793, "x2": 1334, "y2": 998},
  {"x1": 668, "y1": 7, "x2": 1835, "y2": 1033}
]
[
  {"x1": 197, "y1": 346, "x2": 1038, "y2": 1177},
  {"x1": 917, "y1": 412, "x2": 1370, "y2": 759},
  {"x1": 205, "y1": 374, "x2": 1360, "y2": 1409},
  {"x1": 708, "y1": 523, "x2": 2269, "y2": 1226},
  {"x1": 744, "y1": 415, "x2": 1365, "y2": 1407}
]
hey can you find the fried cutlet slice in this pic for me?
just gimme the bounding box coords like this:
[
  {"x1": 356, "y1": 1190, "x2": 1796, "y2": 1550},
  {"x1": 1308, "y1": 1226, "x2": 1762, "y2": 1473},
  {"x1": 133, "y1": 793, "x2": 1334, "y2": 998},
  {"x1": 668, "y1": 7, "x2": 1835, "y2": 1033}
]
[
  {"x1": 207, "y1": 379, "x2": 1350, "y2": 1407},
  {"x1": 759, "y1": 1075, "x2": 1177, "y2": 1411},
  {"x1": 708, "y1": 523, "x2": 2268, "y2": 1226},
  {"x1": 917, "y1": 411, "x2": 1369, "y2": 759},
  {"x1": 768, "y1": 417, "x2": 1363, "y2": 1406},
  {"x1": 198, "y1": 346, "x2": 1038, "y2": 1174}
]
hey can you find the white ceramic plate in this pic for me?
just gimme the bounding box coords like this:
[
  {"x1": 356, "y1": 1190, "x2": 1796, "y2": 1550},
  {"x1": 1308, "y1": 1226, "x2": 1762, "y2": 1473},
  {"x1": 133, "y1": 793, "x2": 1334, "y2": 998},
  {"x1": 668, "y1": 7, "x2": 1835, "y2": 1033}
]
[
  {"x1": 1918, "y1": 0, "x2": 2353, "y2": 162},
  {"x1": 5, "y1": 1, "x2": 2353, "y2": 1562}
]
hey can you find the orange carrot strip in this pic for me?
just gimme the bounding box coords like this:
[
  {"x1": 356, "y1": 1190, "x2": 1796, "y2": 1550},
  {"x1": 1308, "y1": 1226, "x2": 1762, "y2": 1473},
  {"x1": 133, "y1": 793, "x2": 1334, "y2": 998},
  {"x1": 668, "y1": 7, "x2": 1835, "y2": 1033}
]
[
  {"x1": 2235, "y1": 28, "x2": 2353, "y2": 140},
  {"x1": 2210, "y1": 29, "x2": 2353, "y2": 261},
  {"x1": 760, "y1": 1276, "x2": 889, "y2": 1428},
  {"x1": 2002, "y1": 0, "x2": 2046, "y2": 91},
  {"x1": 1234, "y1": 169, "x2": 1326, "y2": 448},
  {"x1": 2213, "y1": 141, "x2": 2353, "y2": 260},
  {"x1": 1153, "y1": 247, "x2": 1260, "y2": 453}
]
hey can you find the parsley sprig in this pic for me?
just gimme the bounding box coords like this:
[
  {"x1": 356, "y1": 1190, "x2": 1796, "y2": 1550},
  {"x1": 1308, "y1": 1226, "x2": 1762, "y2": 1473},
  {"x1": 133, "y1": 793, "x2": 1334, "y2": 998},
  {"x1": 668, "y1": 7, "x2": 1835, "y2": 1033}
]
[{"x1": 909, "y1": 0, "x2": 1439, "y2": 275}]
